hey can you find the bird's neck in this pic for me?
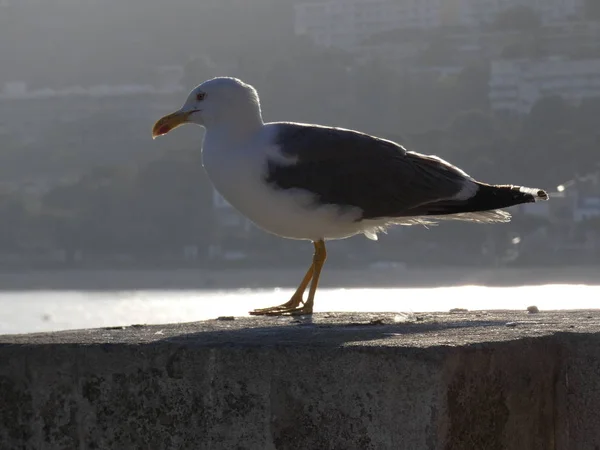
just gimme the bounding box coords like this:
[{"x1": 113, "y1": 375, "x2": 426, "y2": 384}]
[
  {"x1": 207, "y1": 101, "x2": 264, "y2": 131},
  {"x1": 205, "y1": 114, "x2": 264, "y2": 146}
]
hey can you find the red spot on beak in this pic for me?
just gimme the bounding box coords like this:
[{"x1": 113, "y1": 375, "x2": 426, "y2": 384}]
[
  {"x1": 157, "y1": 125, "x2": 171, "y2": 135},
  {"x1": 152, "y1": 110, "x2": 191, "y2": 139}
]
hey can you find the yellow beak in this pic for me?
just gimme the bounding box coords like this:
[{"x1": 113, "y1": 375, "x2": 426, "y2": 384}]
[{"x1": 152, "y1": 110, "x2": 193, "y2": 139}]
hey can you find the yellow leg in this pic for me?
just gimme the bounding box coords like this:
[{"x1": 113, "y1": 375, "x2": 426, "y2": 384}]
[
  {"x1": 249, "y1": 240, "x2": 327, "y2": 316},
  {"x1": 292, "y1": 240, "x2": 326, "y2": 315}
]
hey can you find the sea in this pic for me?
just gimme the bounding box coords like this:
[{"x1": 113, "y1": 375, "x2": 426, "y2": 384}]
[{"x1": 1, "y1": 267, "x2": 598, "y2": 335}]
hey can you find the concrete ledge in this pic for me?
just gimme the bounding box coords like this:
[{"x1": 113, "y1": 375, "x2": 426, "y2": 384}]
[{"x1": 1, "y1": 310, "x2": 600, "y2": 449}]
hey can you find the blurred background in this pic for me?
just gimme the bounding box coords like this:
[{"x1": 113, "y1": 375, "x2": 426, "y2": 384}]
[{"x1": 0, "y1": 0, "x2": 599, "y2": 333}]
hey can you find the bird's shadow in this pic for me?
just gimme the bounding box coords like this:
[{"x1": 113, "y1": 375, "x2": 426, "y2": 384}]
[{"x1": 155, "y1": 315, "x2": 509, "y2": 349}]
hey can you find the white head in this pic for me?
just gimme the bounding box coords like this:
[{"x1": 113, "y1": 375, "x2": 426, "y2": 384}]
[{"x1": 152, "y1": 77, "x2": 263, "y2": 138}]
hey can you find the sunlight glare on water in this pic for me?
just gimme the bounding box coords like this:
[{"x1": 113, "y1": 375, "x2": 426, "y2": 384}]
[{"x1": 0, "y1": 284, "x2": 598, "y2": 335}]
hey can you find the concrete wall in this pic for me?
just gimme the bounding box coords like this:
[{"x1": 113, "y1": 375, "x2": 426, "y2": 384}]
[{"x1": 1, "y1": 310, "x2": 599, "y2": 449}]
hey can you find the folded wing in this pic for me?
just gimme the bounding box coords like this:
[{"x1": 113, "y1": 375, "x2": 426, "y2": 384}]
[{"x1": 265, "y1": 122, "x2": 473, "y2": 220}]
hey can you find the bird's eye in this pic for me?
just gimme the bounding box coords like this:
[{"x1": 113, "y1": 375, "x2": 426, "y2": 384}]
[{"x1": 196, "y1": 92, "x2": 206, "y2": 101}]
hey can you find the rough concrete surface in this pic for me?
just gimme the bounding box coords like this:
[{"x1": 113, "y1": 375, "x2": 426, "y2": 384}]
[{"x1": 1, "y1": 309, "x2": 600, "y2": 450}]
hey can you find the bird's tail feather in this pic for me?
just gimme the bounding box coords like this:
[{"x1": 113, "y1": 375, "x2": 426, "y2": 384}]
[
  {"x1": 458, "y1": 183, "x2": 548, "y2": 211},
  {"x1": 406, "y1": 183, "x2": 549, "y2": 224}
]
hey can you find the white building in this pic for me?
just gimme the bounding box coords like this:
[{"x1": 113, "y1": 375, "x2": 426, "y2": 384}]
[
  {"x1": 294, "y1": 0, "x2": 448, "y2": 50},
  {"x1": 460, "y1": 0, "x2": 584, "y2": 27},
  {"x1": 294, "y1": 0, "x2": 585, "y2": 50},
  {"x1": 489, "y1": 58, "x2": 600, "y2": 114}
]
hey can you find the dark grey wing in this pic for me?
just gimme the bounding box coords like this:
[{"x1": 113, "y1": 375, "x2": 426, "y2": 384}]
[{"x1": 264, "y1": 122, "x2": 470, "y2": 220}]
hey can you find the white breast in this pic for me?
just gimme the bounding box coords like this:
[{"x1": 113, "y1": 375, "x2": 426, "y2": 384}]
[{"x1": 201, "y1": 128, "x2": 365, "y2": 241}]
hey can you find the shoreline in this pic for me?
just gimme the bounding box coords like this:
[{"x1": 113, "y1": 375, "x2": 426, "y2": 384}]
[{"x1": 0, "y1": 265, "x2": 597, "y2": 291}]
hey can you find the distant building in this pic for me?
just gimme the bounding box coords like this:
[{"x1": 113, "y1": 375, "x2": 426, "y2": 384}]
[
  {"x1": 489, "y1": 57, "x2": 600, "y2": 114},
  {"x1": 294, "y1": 0, "x2": 449, "y2": 50},
  {"x1": 539, "y1": 20, "x2": 600, "y2": 56},
  {"x1": 459, "y1": 0, "x2": 584, "y2": 27},
  {"x1": 555, "y1": 172, "x2": 600, "y2": 221},
  {"x1": 294, "y1": 0, "x2": 586, "y2": 51},
  {"x1": 354, "y1": 18, "x2": 600, "y2": 70}
]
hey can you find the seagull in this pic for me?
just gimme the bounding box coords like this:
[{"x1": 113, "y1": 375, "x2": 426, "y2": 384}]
[{"x1": 152, "y1": 77, "x2": 548, "y2": 316}]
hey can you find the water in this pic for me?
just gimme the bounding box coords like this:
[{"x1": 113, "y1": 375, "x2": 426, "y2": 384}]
[{"x1": 1, "y1": 284, "x2": 598, "y2": 335}]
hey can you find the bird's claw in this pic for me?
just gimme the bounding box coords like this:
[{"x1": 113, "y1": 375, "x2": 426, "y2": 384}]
[
  {"x1": 249, "y1": 297, "x2": 312, "y2": 316},
  {"x1": 263, "y1": 305, "x2": 313, "y2": 316}
]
